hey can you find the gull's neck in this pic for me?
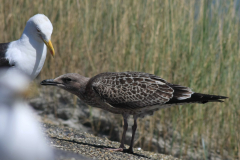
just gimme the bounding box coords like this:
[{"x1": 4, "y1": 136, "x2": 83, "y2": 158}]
[
  {"x1": 79, "y1": 77, "x2": 90, "y2": 96},
  {"x1": 65, "y1": 77, "x2": 90, "y2": 100},
  {"x1": 18, "y1": 27, "x2": 44, "y2": 51},
  {"x1": 7, "y1": 27, "x2": 47, "y2": 79}
]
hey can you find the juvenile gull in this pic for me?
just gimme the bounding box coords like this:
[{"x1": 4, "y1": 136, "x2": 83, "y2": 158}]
[
  {"x1": 41, "y1": 72, "x2": 227, "y2": 153},
  {"x1": 0, "y1": 14, "x2": 55, "y2": 79}
]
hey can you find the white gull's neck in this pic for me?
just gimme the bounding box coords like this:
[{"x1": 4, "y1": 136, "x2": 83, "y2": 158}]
[{"x1": 6, "y1": 29, "x2": 47, "y2": 80}]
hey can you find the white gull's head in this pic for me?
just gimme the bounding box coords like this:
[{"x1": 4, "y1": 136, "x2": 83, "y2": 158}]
[{"x1": 22, "y1": 14, "x2": 55, "y2": 56}]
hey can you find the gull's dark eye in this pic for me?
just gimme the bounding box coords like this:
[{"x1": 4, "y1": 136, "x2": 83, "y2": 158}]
[{"x1": 63, "y1": 78, "x2": 72, "y2": 83}]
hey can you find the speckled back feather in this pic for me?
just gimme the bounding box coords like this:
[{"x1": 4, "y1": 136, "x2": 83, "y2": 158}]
[{"x1": 90, "y1": 72, "x2": 192, "y2": 109}]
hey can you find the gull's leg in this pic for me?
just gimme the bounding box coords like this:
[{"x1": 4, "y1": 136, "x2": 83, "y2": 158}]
[
  {"x1": 119, "y1": 115, "x2": 128, "y2": 149},
  {"x1": 126, "y1": 116, "x2": 137, "y2": 153},
  {"x1": 105, "y1": 114, "x2": 129, "y2": 152}
]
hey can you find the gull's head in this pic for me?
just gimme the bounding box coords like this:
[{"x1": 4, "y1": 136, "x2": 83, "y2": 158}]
[
  {"x1": 40, "y1": 73, "x2": 90, "y2": 95},
  {"x1": 24, "y1": 14, "x2": 55, "y2": 56}
]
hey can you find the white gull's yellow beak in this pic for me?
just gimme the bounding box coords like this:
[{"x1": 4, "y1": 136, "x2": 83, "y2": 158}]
[{"x1": 43, "y1": 39, "x2": 55, "y2": 57}]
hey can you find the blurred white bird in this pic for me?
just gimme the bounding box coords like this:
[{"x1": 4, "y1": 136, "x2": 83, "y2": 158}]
[{"x1": 0, "y1": 69, "x2": 54, "y2": 160}]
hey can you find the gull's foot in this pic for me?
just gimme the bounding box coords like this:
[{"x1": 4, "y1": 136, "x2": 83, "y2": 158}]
[
  {"x1": 104, "y1": 147, "x2": 134, "y2": 153},
  {"x1": 123, "y1": 148, "x2": 133, "y2": 153}
]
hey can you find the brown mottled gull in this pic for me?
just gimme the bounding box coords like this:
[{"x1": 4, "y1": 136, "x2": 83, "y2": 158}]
[{"x1": 41, "y1": 72, "x2": 227, "y2": 153}]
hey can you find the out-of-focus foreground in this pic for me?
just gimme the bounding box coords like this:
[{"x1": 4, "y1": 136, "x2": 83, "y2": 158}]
[{"x1": 0, "y1": 0, "x2": 239, "y2": 159}]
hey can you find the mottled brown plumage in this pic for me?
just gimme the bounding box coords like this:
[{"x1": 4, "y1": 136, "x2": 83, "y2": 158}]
[{"x1": 41, "y1": 71, "x2": 227, "y2": 153}]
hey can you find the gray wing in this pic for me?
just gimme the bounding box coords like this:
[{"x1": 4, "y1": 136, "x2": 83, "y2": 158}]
[
  {"x1": 91, "y1": 72, "x2": 178, "y2": 109},
  {"x1": 0, "y1": 43, "x2": 14, "y2": 67}
]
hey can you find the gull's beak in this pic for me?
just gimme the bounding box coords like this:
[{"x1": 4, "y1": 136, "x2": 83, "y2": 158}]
[
  {"x1": 43, "y1": 39, "x2": 55, "y2": 57},
  {"x1": 40, "y1": 79, "x2": 59, "y2": 86}
]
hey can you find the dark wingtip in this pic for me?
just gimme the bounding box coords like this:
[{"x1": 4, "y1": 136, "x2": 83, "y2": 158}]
[
  {"x1": 40, "y1": 79, "x2": 58, "y2": 86},
  {"x1": 200, "y1": 94, "x2": 228, "y2": 103},
  {"x1": 219, "y1": 96, "x2": 228, "y2": 99}
]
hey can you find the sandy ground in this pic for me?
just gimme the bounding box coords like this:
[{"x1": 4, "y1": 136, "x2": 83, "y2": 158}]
[{"x1": 42, "y1": 118, "x2": 180, "y2": 160}]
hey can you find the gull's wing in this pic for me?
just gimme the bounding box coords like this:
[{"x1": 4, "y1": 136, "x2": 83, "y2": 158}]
[
  {"x1": 91, "y1": 72, "x2": 193, "y2": 109},
  {"x1": 0, "y1": 43, "x2": 14, "y2": 67}
]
